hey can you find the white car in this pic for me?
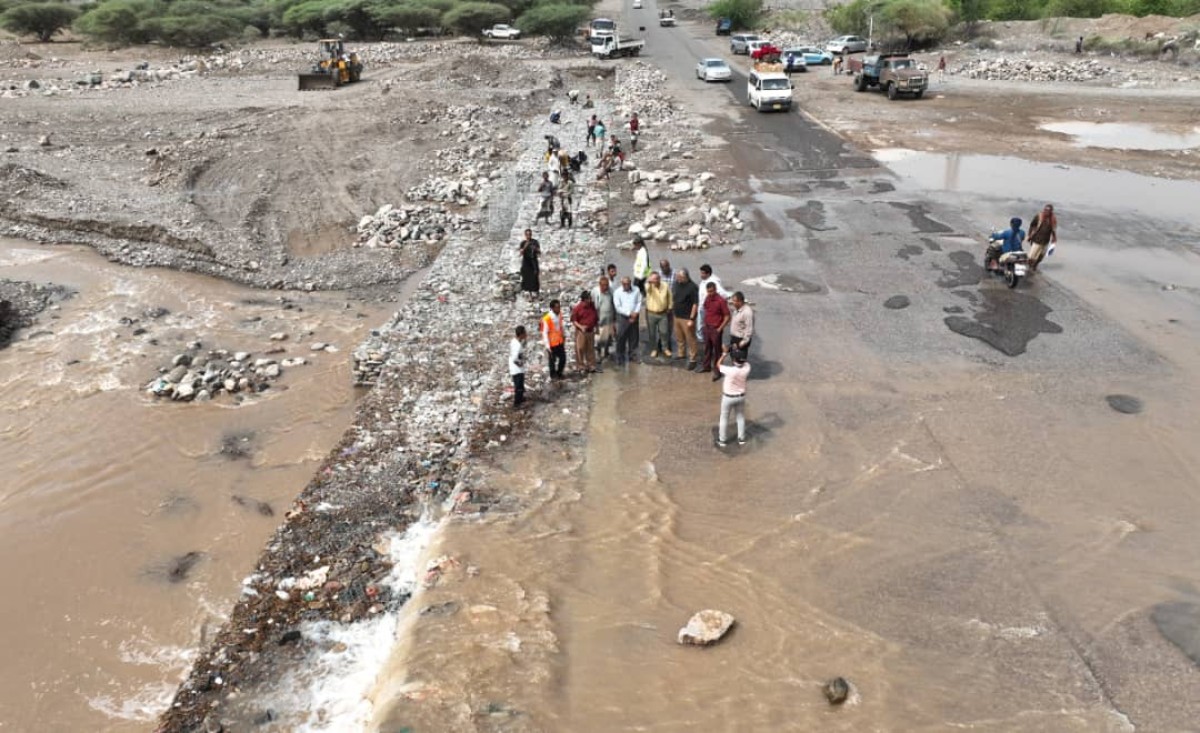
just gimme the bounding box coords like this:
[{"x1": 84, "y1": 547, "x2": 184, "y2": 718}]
[
  {"x1": 483, "y1": 24, "x2": 521, "y2": 40},
  {"x1": 825, "y1": 35, "x2": 867, "y2": 54},
  {"x1": 633, "y1": 0, "x2": 643, "y2": 7},
  {"x1": 696, "y1": 58, "x2": 732, "y2": 82}
]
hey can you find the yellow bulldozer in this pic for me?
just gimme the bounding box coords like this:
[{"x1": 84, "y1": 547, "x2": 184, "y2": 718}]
[{"x1": 298, "y1": 39, "x2": 364, "y2": 91}]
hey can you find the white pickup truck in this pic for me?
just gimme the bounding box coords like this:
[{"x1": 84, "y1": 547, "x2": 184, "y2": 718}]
[
  {"x1": 591, "y1": 33, "x2": 644, "y2": 59},
  {"x1": 483, "y1": 24, "x2": 521, "y2": 40}
]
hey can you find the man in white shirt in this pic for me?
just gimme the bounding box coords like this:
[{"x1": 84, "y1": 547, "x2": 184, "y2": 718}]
[
  {"x1": 696, "y1": 263, "x2": 730, "y2": 340},
  {"x1": 509, "y1": 325, "x2": 527, "y2": 408},
  {"x1": 612, "y1": 276, "x2": 643, "y2": 366}
]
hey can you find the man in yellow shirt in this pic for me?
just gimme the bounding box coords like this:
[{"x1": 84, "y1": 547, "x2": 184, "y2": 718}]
[{"x1": 644, "y1": 272, "x2": 673, "y2": 360}]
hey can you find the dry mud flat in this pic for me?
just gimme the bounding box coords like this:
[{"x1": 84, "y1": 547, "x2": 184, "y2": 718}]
[{"x1": 0, "y1": 40, "x2": 598, "y2": 294}]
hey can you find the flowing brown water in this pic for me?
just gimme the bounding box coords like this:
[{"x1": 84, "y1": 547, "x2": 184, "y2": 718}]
[
  {"x1": 0, "y1": 238, "x2": 393, "y2": 730},
  {"x1": 369, "y1": 286, "x2": 1200, "y2": 731}
]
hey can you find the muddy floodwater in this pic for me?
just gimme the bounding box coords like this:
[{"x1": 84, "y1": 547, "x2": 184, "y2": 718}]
[
  {"x1": 1040, "y1": 121, "x2": 1200, "y2": 150},
  {"x1": 0, "y1": 239, "x2": 390, "y2": 729}
]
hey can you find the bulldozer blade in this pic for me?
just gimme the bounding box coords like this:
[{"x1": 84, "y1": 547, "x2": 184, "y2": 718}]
[{"x1": 298, "y1": 73, "x2": 337, "y2": 91}]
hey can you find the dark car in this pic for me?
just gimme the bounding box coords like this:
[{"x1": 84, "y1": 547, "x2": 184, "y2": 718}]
[{"x1": 716, "y1": 17, "x2": 732, "y2": 35}]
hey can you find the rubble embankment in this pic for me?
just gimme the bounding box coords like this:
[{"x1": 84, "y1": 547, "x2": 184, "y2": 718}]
[
  {"x1": 0, "y1": 278, "x2": 72, "y2": 348},
  {"x1": 160, "y1": 53, "x2": 736, "y2": 729},
  {"x1": 157, "y1": 86, "x2": 613, "y2": 733}
]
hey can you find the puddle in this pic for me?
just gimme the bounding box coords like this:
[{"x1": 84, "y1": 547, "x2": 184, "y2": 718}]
[
  {"x1": 874, "y1": 149, "x2": 1200, "y2": 227},
  {"x1": 944, "y1": 288, "x2": 1064, "y2": 356},
  {"x1": 1041, "y1": 121, "x2": 1200, "y2": 151}
]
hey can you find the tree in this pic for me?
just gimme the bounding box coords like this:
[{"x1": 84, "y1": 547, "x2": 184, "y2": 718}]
[
  {"x1": 141, "y1": 12, "x2": 242, "y2": 46},
  {"x1": 281, "y1": 0, "x2": 335, "y2": 36},
  {"x1": 74, "y1": 0, "x2": 157, "y2": 45},
  {"x1": 1, "y1": 2, "x2": 79, "y2": 41},
  {"x1": 324, "y1": 0, "x2": 386, "y2": 39},
  {"x1": 825, "y1": 0, "x2": 881, "y2": 36},
  {"x1": 516, "y1": 2, "x2": 588, "y2": 40},
  {"x1": 373, "y1": 2, "x2": 442, "y2": 33},
  {"x1": 442, "y1": 1, "x2": 508, "y2": 35},
  {"x1": 986, "y1": 0, "x2": 1041, "y2": 20},
  {"x1": 1042, "y1": 0, "x2": 1121, "y2": 18},
  {"x1": 881, "y1": 0, "x2": 950, "y2": 47},
  {"x1": 706, "y1": 0, "x2": 763, "y2": 30}
]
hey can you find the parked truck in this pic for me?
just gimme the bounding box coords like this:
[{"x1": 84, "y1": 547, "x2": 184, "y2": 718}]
[
  {"x1": 591, "y1": 33, "x2": 644, "y2": 59},
  {"x1": 849, "y1": 53, "x2": 928, "y2": 100}
]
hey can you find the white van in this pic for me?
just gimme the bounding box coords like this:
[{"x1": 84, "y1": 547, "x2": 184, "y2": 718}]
[
  {"x1": 632, "y1": 0, "x2": 643, "y2": 7},
  {"x1": 747, "y1": 69, "x2": 793, "y2": 112}
]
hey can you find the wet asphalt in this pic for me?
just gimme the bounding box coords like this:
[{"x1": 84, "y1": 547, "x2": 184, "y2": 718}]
[{"x1": 600, "y1": 1, "x2": 1200, "y2": 728}]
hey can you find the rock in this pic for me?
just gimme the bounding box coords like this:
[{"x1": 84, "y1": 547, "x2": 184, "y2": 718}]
[
  {"x1": 823, "y1": 677, "x2": 851, "y2": 705},
  {"x1": 632, "y1": 188, "x2": 650, "y2": 207},
  {"x1": 269, "y1": 332, "x2": 287, "y2": 341},
  {"x1": 165, "y1": 365, "x2": 187, "y2": 383},
  {"x1": 39, "y1": 135, "x2": 51, "y2": 147},
  {"x1": 264, "y1": 363, "x2": 281, "y2": 378},
  {"x1": 883, "y1": 295, "x2": 911, "y2": 310},
  {"x1": 672, "y1": 181, "x2": 692, "y2": 194},
  {"x1": 1105, "y1": 394, "x2": 1142, "y2": 414},
  {"x1": 310, "y1": 342, "x2": 327, "y2": 351},
  {"x1": 233, "y1": 351, "x2": 250, "y2": 362},
  {"x1": 677, "y1": 609, "x2": 735, "y2": 646},
  {"x1": 172, "y1": 353, "x2": 192, "y2": 367}
]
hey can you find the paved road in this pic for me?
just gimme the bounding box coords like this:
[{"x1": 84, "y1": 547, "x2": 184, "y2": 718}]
[{"x1": 585, "y1": 1, "x2": 1200, "y2": 729}]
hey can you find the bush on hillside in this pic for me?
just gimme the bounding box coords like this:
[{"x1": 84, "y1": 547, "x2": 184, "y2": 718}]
[
  {"x1": 1, "y1": 2, "x2": 79, "y2": 41},
  {"x1": 706, "y1": 0, "x2": 763, "y2": 30},
  {"x1": 141, "y1": 11, "x2": 243, "y2": 46},
  {"x1": 883, "y1": 0, "x2": 951, "y2": 46},
  {"x1": 516, "y1": 2, "x2": 589, "y2": 40},
  {"x1": 74, "y1": 0, "x2": 157, "y2": 44},
  {"x1": 373, "y1": 2, "x2": 443, "y2": 33},
  {"x1": 442, "y1": 1, "x2": 508, "y2": 34}
]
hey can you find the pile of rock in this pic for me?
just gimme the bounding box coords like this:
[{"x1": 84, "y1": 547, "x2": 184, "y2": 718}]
[
  {"x1": 354, "y1": 203, "x2": 475, "y2": 248},
  {"x1": 627, "y1": 194, "x2": 744, "y2": 251},
  {"x1": 0, "y1": 278, "x2": 71, "y2": 347},
  {"x1": 145, "y1": 345, "x2": 316, "y2": 402},
  {"x1": 953, "y1": 57, "x2": 1116, "y2": 82},
  {"x1": 613, "y1": 61, "x2": 680, "y2": 126},
  {"x1": 1, "y1": 64, "x2": 202, "y2": 98}
]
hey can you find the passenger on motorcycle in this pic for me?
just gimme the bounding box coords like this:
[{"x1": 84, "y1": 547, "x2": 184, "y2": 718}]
[{"x1": 986, "y1": 217, "x2": 1025, "y2": 273}]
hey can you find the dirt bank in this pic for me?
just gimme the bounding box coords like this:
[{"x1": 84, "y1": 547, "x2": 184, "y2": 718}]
[{"x1": 0, "y1": 40, "x2": 592, "y2": 293}]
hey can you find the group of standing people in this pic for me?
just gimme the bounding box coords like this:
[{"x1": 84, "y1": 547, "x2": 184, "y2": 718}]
[{"x1": 510, "y1": 236, "x2": 757, "y2": 447}]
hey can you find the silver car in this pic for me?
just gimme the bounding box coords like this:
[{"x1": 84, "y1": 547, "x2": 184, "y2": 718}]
[
  {"x1": 730, "y1": 33, "x2": 760, "y2": 55},
  {"x1": 825, "y1": 35, "x2": 868, "y2": 54},
  {"x1": 696, "y1": 58, "x2": 732, "y2": 82}
]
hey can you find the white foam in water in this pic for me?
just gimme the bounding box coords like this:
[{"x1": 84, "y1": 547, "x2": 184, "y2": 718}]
[
  {"x1": 271, "y1": 515, "x2": 440, "y2": 731},
  {"x1": 87, "y1": 681, "x2": 180, "y2": 722}
]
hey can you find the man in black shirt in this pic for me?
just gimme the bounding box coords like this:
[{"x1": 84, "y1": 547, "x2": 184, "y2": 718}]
[{"x1": 671, "y1": 268, "x2": 700, "y2": 370}]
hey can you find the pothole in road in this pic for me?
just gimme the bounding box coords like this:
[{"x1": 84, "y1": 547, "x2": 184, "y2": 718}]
[
  {"x1": 887, "y1": 201, "x2": 953, "y2": 233},
  {"x1": 1105, "y1": 394, "x2": 1144, "y2": 414},
  {"x1": 742, "y1": 273, "x2": 823, "y2": 294},
  {"x1": 935, "y1": 251, "x2": 982, "y2": 289},
  {"x1": 787, "y1": 201, "x2": 836, "y2": 231},
  {"x1": 943, "y1": 289, "x2": 1063, "y2": 356}
]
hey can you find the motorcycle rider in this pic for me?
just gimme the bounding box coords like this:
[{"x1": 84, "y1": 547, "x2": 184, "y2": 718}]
[{"x1": 986, "y1": 217, "x2": 1025, "y2": 273}]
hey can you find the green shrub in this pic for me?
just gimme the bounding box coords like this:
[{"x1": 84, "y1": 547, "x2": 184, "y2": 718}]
[
  {"x1": 985, "y1": 0, "x2": 1040, "y2": 20},
  {"x1": 442, "y1": 1, "x2": 508, "y2": 34},
  {"x1": 1, "y1": 2, "x2": 79, "y2": 41},
  {"x1": 1041, "y1": 0, "x2": 1122, "y2": 18},
  {"x1": 281, "y1": 0, "x2": 334, "y2": 35},
  {"x1": 825, "y1": 0, "x2": 875, "y2": 36},
  {"x1": 515, "y1": 2, "x2": 588, "y2": 39},
  {"x1": 706, "y1": 0, "x2": 763, "y2": 30},
  {"x1": 883, "y1": 0, "x2": 951, "y2": 46},
  {"x1": 373, "y1": 2, "x2": 442, "y2": 33},
  {"x1": 140, "y1": 12, "x2": 243, "y2": 46},
  {"x1": 74, "y1": 0, "x2": 158, "y2": 44}
]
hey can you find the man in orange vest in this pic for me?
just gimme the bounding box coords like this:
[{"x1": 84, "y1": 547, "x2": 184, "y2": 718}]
[{"x1": 541, "y1": 299, "x2": 566, "y2": 380}]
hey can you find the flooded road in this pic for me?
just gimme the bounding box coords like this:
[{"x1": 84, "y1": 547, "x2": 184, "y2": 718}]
[
  {"x1": 359, "y1": 26, "x2": 1200, "y2": 725},
  {"x1": 0, "y1": 239, "x2": 391, "y2": 730}
]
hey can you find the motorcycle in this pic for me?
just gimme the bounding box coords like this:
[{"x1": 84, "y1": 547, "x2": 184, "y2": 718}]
[{"x1": 984, "y1": 230, "x2": 1029, "y2": 289}]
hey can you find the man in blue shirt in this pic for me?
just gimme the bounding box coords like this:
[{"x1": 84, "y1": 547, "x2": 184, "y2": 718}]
[
  {"x1": 986, "y1": 217, "x2": 1025, "y2": 273},
  {"x1": 612, "y1": 276, "x2": 643, "y2": 366}
]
